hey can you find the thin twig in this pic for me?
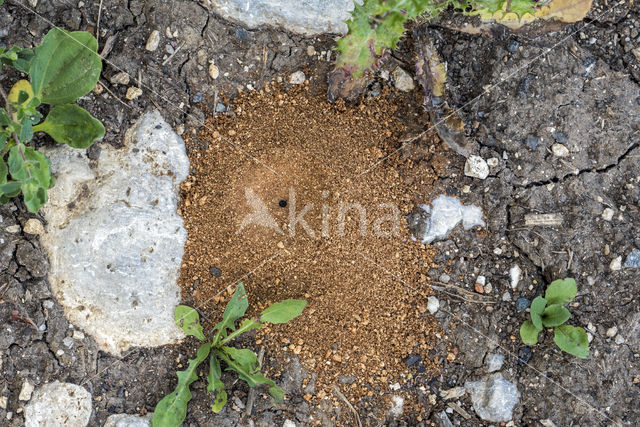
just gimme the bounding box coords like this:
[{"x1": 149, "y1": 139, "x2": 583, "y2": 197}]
[
  {"x1": 98, "y1": 79, "x2": 131, "y2": 109},
  {"x1": 244, "y1": 347, "x2": 264, "y2": 417},
  {"x1": 162, "y1": 42, "x2": 185, "y2": 66},
  {"x1": 96, "y1": 0, "x2": 104, "y2": 42},
  {"x1": 333, "y1": 385, "x2": 362, "y2": 427}
]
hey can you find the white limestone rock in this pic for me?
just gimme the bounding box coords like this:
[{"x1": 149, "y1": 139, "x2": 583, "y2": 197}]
[
  {"x1": 40, "y1": 111, "x2": 188, "y2": 355},
  {"x1": 25, "y1": 382, "x2": 92, "y2": 427}
]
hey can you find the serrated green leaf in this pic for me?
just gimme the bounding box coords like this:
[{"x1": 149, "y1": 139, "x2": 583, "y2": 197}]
[
  {"x1": 260, "y1": 299, "x2": 307, "y2": 324},
  {"x1": 530, "y1": 296, "x2": 546, "y2": 331},
  {"x1": 174, "y1": 305, "x2": 206, "y2": 341},
  {"x1": 542, "y1": 304, "x2": 571, "y2": 327},
  {"x1": 207, "y1": 352, "x2": 227, "y2": 413},
  {"x1": 153, "y1": 342, "x2": 211, "y2": 427},
  {"x1": 520, "y1": 320, "x2": 539, "y2": 345},
  {"x1": 545, "y1": 278, "x2": 577, "y2": 305},
  {"x1": 33, "y1": 104, "x2": 104, "y2": 149},
  {"x1": 554, "y1": 325, "x2": 589, "y2": 358},
  {"x1": 29, "y1": 28, "x2": 102, "y2": 105}
]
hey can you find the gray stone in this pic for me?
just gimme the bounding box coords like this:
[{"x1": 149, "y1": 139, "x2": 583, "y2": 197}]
[
  {"x1": 465, "y1": 373, "x2": 520, "y2": 423},
  {"x1": 624, "y1": 249, "x2": 640, "y2": 268},
  {"x1": 25, "y1": 382, "x2": 92, "y2": 427},
  {"x1": 16, "y1": 242, "x2": 48, "y2": 278},
  {"x1": 289, "y1": 71, "x2": 306, "y2": 85},
  {"x1": 209, "y1": 0, "x2": 355, "y2": 35},
  {"x1": 39, "y1": 111, "x2": 187, "y2": 355},
  {"x1": 104, "y1": 413, "x2": 153, "y2": 427},
  {"x1": 485, "y1": 353, "x2": 505, "y2": 372}
]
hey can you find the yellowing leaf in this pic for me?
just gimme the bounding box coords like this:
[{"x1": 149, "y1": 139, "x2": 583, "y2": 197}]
[
  {"x1": 8, "y1": 80, "x2": 34, "y2": 105},
  {"x1": 477, "y1": 0, "x2": 593, "y2": 29}
]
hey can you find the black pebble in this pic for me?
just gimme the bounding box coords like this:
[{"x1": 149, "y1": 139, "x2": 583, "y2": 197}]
[
  {"x1": 209, "y1": 266, "x2": 222, "y2": 277},
  {"x1": 518, "y1": 346, "x2": 532, "y2": 365},
  {"x1": 279, "y1": 200, "x2": 287, "y2": 208},
  {"x1": 403, "y1": 354, "x2": 422, "y2": 366}
]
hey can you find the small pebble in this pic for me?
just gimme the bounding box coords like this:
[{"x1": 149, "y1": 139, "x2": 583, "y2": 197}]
[
  {"x1": 486, "y1": 157, "x2": 499, "y2": 168},
  {"x1": 610, "y1": 256, "x2": 622, "y2": 271},
  {"x1": 427, "y1": 296, "x2": 439, "y2": 314},
  {"x1": 24, "y1": 219, "x2": 44, "y2": 235},
  {"x1": 624, "y1": 249, "x2": 640, "y2": 268},
  {"x1": 306, "y1": 45, "x2": 316, "y2": 56},
  {"x1": 72, "y1": 330, "x2": 85, "y2": 340},
  {"x1": 392, "y1": 67, "x2": 415, "y2": 92},
  {"x1": 289, "y1": 71, "x2": 306, "y2": 85},
  {"x1": 615, "y1": 335, "x2": 625, "y2": 345},
  {"x1": 5, "y1": 224, "x2": 20, "y2": 233},
  {"x1": 109, "y1": 71, "x2": 130, "y2": 85},
  {"x1": 209, "y1": 63, "x2": 219, "y2": 79},
  {"x1": 517, "y1": 346, "x2": 532, "y2": 365},
  {"x1": 125, "y1": 87, "x2": 143, "y2": 100},
  {"x1": 439, "y1": 273, "x2": 450, "y2": 283},
  {"x1": 515, "y1": 297, "x2": 530, "y2": 311},
  {"x1": 403, "y1": 354, "x2": 422, "y2": 366},
  {"x1": 502, "y1": 292, "x2": 512, "y2": 302},
  {"x1": 552, "y1": 143, "x2": 569, "y2": 157},
  {"x1": 209, "y1": 266, "x2": 222, "y2": 277},
  {"x1": 464, "y1": 156, "x2": 489, "y2": 180},
  {"x1": 145, "y1": 30, "x2": 160, "y2": 51},
  {"x1": 485, "y1": 353, "x2": 505, "y2": 372},
  {"x1": 602, "y1": 208, "x2": 614, "y2": 221},
  {"x1": 63, "y1": 336, "x2": 74, "y2": 348},
  {"x1": 19, "y1": 381, "x2": 34, "y2": 401},
  {"x1": 606, "y1": 326, "x2": 618, "y2": 338}
]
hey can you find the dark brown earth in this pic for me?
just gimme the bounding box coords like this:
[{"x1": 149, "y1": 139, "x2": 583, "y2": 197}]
[{"x1": 1, "y1": 0, "x2": 639, "y2": 425}]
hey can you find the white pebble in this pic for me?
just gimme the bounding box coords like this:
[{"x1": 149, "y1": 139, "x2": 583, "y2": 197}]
[
  {"x1": 19, "y1": 381, "x2": 34, "y2": 401},
  {"x1": 602, "y1": 208, "x2": 614, "y2": 221},
  {"x1": 486, "y1": 157, "x2": 499, "y2": 167},
  {"x1": 427, "y1": 296, "x2": 440, "y2": 314},
  {"x1": 606, "y1": 326, "x2": 618, "y2": 337},
  {"x1": 464, "y1": 156, "x2": 489, "y2": 180},
  {"x1": 289, "y1": 71, "x2": 306, "y2": 85},
  {"x1": 109, "y1": 71, "x2": 130, "y2": 86},
  {"x1": 510, "y1": 265, "x2": 521, "y2": 289},
  {"x1": 145, "y1": 30, "x2": 160, "y2": 51},
  {"x1": 610, "y1": 256, "x2": 622, "y2": 271},
  {"x1": 552, "y1": 143, "x2": 569, "y2": 157},
  {"x1": 5, "y1": 224, "x2": 20, "y2": 233},
  {"x1": 208, "y1": 63, "x2": 219, "y2": 79},
  {"x1": 615, "y1": 335, "x2": 625, "y2": 344}
]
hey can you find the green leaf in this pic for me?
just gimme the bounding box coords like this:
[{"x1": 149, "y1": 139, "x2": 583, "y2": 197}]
[
  {"x1": 554, "y1": 325, "x2": 589, "y2": 358},
  {"x1": 0, "y1": 160, "x2": 6, "y2": 185},
  {"x1": 213, "y1": 284, "x2": 249, "y2": 343},
  {"x1": 530, "y1": 296, "x2": 546, "y2": 331},
  {"x1": 217, "y1": 347, "x2": 284, "y2": 402},
  {"x1": 220, "y1": 318, "x2": 262, "y2": 345},
  {"x1": 153, "y1": 342, "x2": 211, "y2": 427},
  {"x1": 541, "y1": 304, "x2": 571, "y2": 327},
  {"x1": 8, "y1": 145, "x2": 27, "y2": 181},
  {"x1": 0, "y1": 181, "x2": 22, "y2": 197},
  {"x1": 545, "y1": 278, "x2": 577, "y2": 305},
  {"x1": 207, "y1": 352, "x2": 227, "y2": 413},
  {"x1": 260, "y1": 299, "x2": 307, "y2": 324},
  {"x1": 22, "y1": 178, "x2": 47, "y2": 213},
  {"x1": 0, "y1": 109, "x2": 10, "y2": 126},
  {"x1": 520, "y1": 320, "x2": 540, "y2": 345},
  {"x1": 33, "y1": 104, "x2": 104, "y2": 149},
  {"x1": 29, "y1": 28, "x2": 102, "y2": 105},
  {"x1": 0, "y1": 46, "x2": 33, "y2": 73},
  {"x1": 174, "y1": 305, "x2": 206, "y2": 341}
]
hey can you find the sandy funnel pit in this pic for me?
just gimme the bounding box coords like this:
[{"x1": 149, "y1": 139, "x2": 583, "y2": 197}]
[{"x1": 179, "y1": 83, "x2": 443, "y2": 417}]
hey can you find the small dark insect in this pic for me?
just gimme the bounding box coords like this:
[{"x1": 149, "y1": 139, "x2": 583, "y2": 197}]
[{"x1": 278, "y1": 199, "x2": 287, "y2": 208}]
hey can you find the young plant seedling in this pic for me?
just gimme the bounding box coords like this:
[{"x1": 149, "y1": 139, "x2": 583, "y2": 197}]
[
  {"x1": 328, "y1": 0, "x2": 537, "y2": 101},
  {"x1": 153, "y1": 284, "x2": 307, "y2": 427},
  {"x1": 520, "y1": 278, "x2": 589, "y2": 358},
  {"x1": 0, "y1": 28, "x2": 104, "y2": 212}
]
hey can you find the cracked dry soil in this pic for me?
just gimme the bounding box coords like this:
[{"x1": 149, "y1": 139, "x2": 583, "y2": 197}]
[{"x1": 1, "y1": 0, "x2": 640, "y2": 425}]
